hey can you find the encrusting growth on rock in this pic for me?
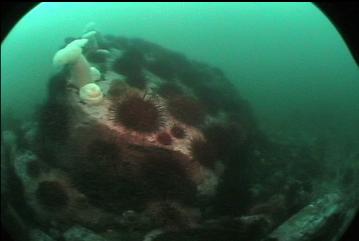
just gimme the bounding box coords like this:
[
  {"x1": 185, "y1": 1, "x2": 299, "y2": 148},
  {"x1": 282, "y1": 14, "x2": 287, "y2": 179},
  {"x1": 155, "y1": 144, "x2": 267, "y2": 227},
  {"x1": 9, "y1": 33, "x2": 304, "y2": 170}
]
[{"x1": 2, "y1": 23, "x2": 280, "y2": 241}]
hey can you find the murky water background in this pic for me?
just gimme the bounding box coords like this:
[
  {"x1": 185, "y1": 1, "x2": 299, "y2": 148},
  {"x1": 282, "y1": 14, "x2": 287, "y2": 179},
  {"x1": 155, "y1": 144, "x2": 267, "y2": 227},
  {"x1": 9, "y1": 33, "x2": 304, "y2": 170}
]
[
  {"x1": 2, "y1": 3, "x2": 358, "y2": 139},
  {"x1": 1, "y1": 3, "x2": 358, "y2": 241}
]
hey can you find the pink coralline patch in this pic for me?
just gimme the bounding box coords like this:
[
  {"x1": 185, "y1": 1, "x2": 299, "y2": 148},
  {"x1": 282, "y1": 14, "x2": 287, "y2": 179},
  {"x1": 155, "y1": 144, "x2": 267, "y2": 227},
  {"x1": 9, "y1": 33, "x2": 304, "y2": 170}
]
[{"x1": 156, "y1": 132, "x2": 172, "y2": 146}]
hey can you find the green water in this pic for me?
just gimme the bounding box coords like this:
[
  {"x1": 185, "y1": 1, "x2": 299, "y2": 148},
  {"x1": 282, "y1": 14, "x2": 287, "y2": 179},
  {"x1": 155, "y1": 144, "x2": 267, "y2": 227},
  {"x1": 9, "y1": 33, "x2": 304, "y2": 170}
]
[
  {"x1": 2, "y1": 2, "x2": 359, "y2": 141},
  {"x1": 1, "y1": 3, "x2": 359, "y2": 241}
]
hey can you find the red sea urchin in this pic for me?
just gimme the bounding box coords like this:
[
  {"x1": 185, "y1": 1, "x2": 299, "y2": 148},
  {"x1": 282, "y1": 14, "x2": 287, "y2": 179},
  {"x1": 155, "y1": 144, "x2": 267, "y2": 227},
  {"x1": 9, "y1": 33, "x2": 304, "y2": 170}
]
[
  {"x1": 167, "y1": 96, "x2": 206, "y2": 127},
  {"x1": 111, "y1": 94, "x2": 164, "y2": 133}
]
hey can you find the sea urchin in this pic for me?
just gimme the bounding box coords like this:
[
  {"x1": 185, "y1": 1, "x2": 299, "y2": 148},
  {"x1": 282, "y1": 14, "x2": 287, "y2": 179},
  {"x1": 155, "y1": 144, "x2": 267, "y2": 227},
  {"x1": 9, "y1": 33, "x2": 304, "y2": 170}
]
[
  {"x1": 167, "y1": 96, "x2": 205, "y2": 127},
  {"x1": 111, "y1": 94, "x2": 164, "y2": 133}
]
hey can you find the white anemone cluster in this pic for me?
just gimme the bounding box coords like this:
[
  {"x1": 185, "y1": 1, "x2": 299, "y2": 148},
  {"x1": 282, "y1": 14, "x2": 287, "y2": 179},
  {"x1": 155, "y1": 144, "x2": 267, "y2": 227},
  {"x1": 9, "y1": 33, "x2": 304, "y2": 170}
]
[{"x1": 52, "y1": 25, "x2": 104, "y2": 105}]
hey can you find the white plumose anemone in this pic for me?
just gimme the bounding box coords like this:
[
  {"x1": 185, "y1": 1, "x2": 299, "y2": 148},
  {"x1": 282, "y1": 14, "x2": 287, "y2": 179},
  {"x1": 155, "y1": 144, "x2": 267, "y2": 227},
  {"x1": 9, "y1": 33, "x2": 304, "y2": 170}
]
[
  {"x1": 53, "y1": 39, "x2": 92, "y2": 88},
  {"x1": 53, "y1": 39, "x2": 88, "y2": 66},
  {"x1": 79, "y1": 83, "x2": 103, "y2": 105}
]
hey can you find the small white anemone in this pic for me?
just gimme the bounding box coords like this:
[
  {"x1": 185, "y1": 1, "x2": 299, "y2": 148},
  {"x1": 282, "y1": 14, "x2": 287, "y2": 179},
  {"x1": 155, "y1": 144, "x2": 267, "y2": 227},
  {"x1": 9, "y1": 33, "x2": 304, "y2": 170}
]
[{"x1": 79, "y1": 83, "x2": 103, "y2": 105}]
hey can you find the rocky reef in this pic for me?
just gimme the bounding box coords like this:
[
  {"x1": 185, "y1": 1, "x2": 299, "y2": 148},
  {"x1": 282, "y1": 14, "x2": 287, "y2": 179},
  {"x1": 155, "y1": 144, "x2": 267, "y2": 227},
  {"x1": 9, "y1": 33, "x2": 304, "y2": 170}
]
[{"x1": 2, "y1": 25, "x2": 358, "y2": 241}]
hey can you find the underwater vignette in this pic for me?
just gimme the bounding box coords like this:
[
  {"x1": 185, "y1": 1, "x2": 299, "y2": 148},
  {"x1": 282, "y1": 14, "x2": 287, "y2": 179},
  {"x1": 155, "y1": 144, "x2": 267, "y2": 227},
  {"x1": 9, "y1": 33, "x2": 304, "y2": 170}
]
[{"x1": 1, "y1": 3, "x2": 359, "y2": 241}]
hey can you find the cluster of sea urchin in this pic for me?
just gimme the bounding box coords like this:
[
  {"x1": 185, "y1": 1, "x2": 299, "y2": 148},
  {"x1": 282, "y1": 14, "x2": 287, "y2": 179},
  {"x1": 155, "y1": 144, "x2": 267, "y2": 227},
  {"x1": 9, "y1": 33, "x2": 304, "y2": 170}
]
[
  {"x1": 16, "y1": 30, "x2": 262, "y2": 238},
  {"x1": 69, "y1": 132, "x2": 145, "y2": 212},
  {"x1": 110, "y1": 93, "x2": 164, "y2": 133}
]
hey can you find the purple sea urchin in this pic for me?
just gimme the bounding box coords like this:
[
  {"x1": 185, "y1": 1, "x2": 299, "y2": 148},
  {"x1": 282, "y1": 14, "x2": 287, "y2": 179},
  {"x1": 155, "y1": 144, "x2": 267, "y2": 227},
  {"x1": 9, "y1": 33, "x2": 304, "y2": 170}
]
[
  {"x1": 111, "y1": 94, "x2": 164, "y2": 133},
  {"x1": 167, "y1": 96, "x2": 206, "y2": 127}
]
